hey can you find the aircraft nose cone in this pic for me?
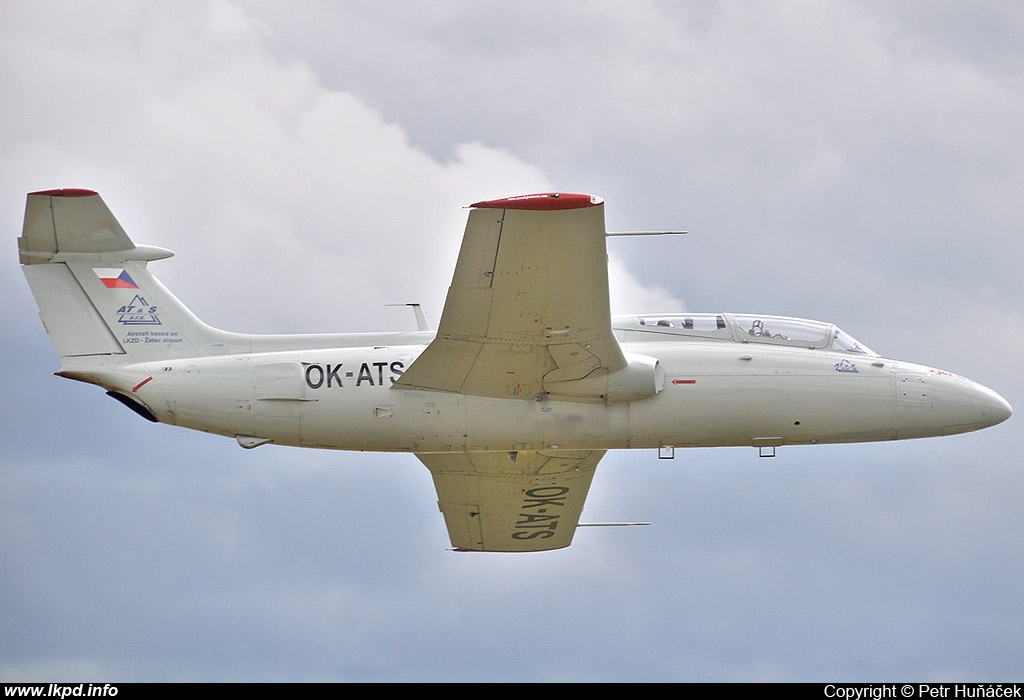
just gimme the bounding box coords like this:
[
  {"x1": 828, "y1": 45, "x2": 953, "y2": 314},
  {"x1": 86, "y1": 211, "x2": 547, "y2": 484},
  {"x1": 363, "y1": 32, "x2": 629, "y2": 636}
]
[
  {"x1": 983, "y1": 386, "x2": 1013, "y2": 427},
  {"x1": 940, "y1": 377, "x2": 1012, "y2": 435}
]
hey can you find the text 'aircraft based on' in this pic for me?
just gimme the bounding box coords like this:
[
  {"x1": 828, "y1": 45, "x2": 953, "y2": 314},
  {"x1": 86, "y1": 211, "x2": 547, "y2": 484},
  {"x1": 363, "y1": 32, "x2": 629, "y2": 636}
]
[{"x1": 18, "y1": 189, "x2": 1012, "y2": 551}]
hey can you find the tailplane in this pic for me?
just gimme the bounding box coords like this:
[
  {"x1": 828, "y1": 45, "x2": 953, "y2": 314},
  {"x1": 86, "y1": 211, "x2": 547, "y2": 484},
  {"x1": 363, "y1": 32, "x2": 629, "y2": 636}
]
[{"x1": 19, "y1": 189, "x2": 238, "y2": 364}]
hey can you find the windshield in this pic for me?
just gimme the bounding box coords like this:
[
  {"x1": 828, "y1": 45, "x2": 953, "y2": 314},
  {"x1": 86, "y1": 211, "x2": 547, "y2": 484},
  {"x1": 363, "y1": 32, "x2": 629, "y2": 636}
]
[{"x1": 831, "y1": 327, "x2": 877, "y2": 356}]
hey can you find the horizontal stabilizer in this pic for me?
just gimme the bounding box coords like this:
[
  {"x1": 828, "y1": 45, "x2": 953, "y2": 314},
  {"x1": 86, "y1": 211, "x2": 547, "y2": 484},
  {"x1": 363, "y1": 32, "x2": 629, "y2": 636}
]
[{"x1": 19, "y1": 189, "x2": 173, "y2": 264}]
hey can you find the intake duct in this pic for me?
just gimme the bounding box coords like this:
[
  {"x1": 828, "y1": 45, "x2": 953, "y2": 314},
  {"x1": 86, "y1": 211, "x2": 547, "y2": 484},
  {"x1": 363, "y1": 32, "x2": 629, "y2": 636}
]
[{"x1": 544, "y1": 352, "x2": 664, "y2": 403}]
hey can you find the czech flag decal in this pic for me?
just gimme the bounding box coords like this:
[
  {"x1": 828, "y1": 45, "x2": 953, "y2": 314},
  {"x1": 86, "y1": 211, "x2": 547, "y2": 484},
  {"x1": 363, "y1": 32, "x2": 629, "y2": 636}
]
[{"x1": 93, "y1": 268, "x2": 139, "y2": 289}]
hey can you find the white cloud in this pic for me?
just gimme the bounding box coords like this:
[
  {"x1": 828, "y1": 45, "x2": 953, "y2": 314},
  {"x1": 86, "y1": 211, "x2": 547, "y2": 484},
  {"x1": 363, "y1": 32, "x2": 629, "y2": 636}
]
[{"x1": 1, "y1": 2, "x2": 675, "y2": 335}]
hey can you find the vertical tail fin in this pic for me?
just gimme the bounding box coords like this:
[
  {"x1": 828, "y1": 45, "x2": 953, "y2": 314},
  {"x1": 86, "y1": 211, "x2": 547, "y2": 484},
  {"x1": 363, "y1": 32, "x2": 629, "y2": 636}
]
[{"x1": 19, "y1": 189, "x2": 234, "y2": 363}]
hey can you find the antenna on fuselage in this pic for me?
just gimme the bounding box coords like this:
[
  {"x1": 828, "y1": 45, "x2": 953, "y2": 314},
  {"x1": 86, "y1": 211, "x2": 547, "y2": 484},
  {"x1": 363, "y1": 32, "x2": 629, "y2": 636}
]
[{"x1": 386, "y1": 303, "x2": 432, "y2": 331}]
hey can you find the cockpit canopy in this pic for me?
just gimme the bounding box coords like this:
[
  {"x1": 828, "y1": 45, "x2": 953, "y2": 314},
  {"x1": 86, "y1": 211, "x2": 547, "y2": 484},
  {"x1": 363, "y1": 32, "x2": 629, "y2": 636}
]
[{"x1": 613, "y1": 313, "x2": 878, "y2": 356}]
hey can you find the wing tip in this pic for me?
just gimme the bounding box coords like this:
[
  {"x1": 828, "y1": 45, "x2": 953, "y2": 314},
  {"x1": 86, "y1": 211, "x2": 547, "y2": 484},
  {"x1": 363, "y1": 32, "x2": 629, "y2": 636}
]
[
  {"x1": 28, "y1": 188, "x2": 99, "y2": 197},
  {"x1": 470, "y1": 192, "x2": 603, "y2": 211}
]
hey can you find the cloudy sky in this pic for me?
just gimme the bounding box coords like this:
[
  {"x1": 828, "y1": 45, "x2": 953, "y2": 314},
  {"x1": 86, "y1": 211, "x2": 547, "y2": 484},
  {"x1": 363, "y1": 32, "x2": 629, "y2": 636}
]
[{"x1": 2, "y1": 0, "x2": 1022, "y2": 682}]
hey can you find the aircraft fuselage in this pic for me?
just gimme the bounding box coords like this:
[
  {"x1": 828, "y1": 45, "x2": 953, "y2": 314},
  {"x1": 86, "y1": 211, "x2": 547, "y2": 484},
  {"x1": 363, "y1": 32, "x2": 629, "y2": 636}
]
[{"x1": 64, "y1": 317, "x2": 1010, "y2": 456}]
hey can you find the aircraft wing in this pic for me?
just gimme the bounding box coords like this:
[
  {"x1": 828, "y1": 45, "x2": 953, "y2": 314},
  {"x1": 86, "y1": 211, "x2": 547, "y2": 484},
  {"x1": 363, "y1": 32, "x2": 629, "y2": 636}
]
[
  {"x1": 394, "y1": 193, "x2": 626, "y2": 399},
  {"x1": 417, "y1": 449, "x2": 604, "y2": 552}
]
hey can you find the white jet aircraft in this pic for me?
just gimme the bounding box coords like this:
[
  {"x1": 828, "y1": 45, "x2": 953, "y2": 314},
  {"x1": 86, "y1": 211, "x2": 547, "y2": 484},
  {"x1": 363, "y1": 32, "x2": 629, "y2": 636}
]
[{"x1": 19, "y1": 189, "x2": 1012, "y2": 552}]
